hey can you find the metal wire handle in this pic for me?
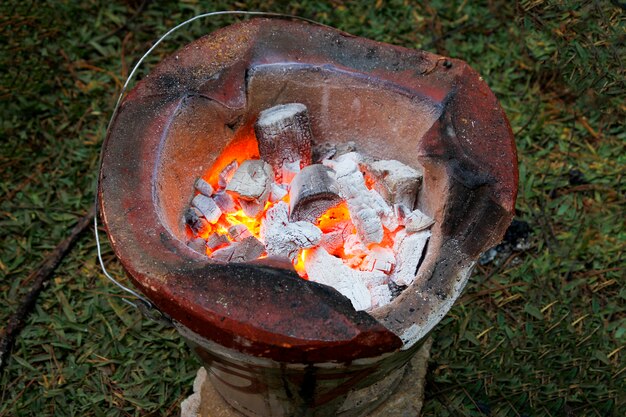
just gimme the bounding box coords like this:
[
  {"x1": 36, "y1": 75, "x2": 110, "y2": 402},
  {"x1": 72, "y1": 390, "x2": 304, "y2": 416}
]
[{"x1": 93, "y1": 11, "x2": 330, "y2": 323}]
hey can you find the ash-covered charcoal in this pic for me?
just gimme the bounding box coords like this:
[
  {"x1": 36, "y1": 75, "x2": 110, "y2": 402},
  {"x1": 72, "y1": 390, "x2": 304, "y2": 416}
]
[
  {"x1": 404, "y1": 208, "x2": 435, "y2": 233},
  {"x1": 218, "y1": 160, "x2": 239, "y2": 189},
  {"x1": 261, "y1": 202, "x2": 322, "y2": 261},
  {"x1": 192, "y1": 194, "x2": 222, "y2": 224},
  {"x1": 254, "y1": 103, "x2": 312, "y2": 182},
  {"x1": 226, "y1": 160, "x2": 274, "y2": 217},
  {"x1": 360, "y1": 246, "x2": 395, "y2": 274},
  {"x1": 184, "y1": 207, "x2": 209, "y2": 234},
  {"x1": 304, "y1": 247, "x2": 374, "y2": 311},
  {"x1": 319, "y1": 221, "x2": 353, "y2": 255},
  {"x1": 194, "y1": 178, "x2": 214, "y2": 196},
  {"x1": 363, "y1": 159, "x2": 422, "y2": 209},
  {"x1": 281, "y1": 160, "x2": 301, "y2": 185},
  {"x1": 210, "y1": 236, "x2": 265, "y2": 263},
  {"x1": 324, "y1": 153, "x2": 389, "y2": 244},
  {"x1": 187, "y1": 237, "x2": 207, "y2": 255},
  {"x1": 206, "y1": 233, "x2": 230, "y2": 251},
  {"x1": 269, "y1": 183, "x2": 288, "y2": 203},
  {"x1": 391, "y1": 229, "x2": 430, "y2": 286},
  {"x1": 213, "y1": 190, "x2": 237, "y2": 213},
  {"x1": 289, "y1": 164, "x2": 344, "y2": 223},
  {"x1": 228, "y1": 224, "x2": 252, "y2": 241}
]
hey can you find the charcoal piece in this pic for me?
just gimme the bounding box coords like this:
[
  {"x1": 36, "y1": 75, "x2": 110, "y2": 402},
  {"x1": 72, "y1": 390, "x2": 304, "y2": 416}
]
[
  {"x1": 289, "y1": 164, "x2": 343, "y2": 223},
  {"x1": 192, "y1": 194, "x2": 222, "y2": 224},
  {"x1": 206, "y1": 233, "x2": 230, "y2": 251},
  {"x1": 184, "y1": 207, "x2": 209, "y2": 234},
  {"x1": 254, "y1": 103, "x2": 312, "y2": 182},
  {"x1": 218, "y1": 160, "x2": 239, "y2": 188},
  {"x1": 228, "y1": 224, "x2": 252, "y2": 241},
  {"x1": 194, "y1": 178, "x2": 214, "y2": 196},
  {"x1": 363, "y1": 159, "x2": 423, "y2": 209},
  {"x1": 209, "y1": 236, "x2": 265, "y2": 263},
  {"x1": 225, "y1": 160, "x2": 274, "y2": 218},
  {"x1": 213, "y1": 191, "x2": 237, "y2": 213}
]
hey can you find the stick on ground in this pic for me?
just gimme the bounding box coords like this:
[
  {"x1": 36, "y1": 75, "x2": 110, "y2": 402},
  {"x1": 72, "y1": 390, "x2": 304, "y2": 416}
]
[{"x1": 0, "y1": 205, "x2": 95, "y2": 373}]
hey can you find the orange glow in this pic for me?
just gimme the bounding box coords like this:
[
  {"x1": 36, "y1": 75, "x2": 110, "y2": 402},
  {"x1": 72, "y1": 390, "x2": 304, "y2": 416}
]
[
  {"x1": 293, "y1": 249, "x2": 308, "y2": 279},
  {"x1": 224, "y1": 209, "x2": 262, "y2": 238},
  {"x1": 316, "y1": 202, "x2": 353, "y2": 233},
  {"x1": 206, "y1": 125, "x2": 260, "y2": 188}
]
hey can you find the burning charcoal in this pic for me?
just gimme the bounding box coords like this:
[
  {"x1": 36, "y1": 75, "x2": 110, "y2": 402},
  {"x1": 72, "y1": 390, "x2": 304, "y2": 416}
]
[
  {"x1": 319, "y1": 221, "x2": 353, "y2": 255},
  {"x1": 254, "y1": 103, "x2": 312, "y2": 182},
  {"x1": 194, "y1": 178, "x2": 214, "y2": 196},
  {"x1": 304, "y1": 247, "x2": 376, "y2": 311},
  {"x1": 370, "y1": 284, "x2": 392, "y2": 309},
  {"x1": 289, "y1": 164, "x2": 343, "y2": 223},
  {"x1": 391, "y1": 229, "x2": 430, "y2": 286},
  {"x1": 323, "y1": 155, "x2": 386, "y2": 244},
  {"x1": 192, "y1": 194, "x2": 222, "y2": 224},
  {"x1": 364, "y1": 159, "x2": 423, "y2": 209},
  {"x1": 187, "y1": 238, "x2": 207, "y2": 255},
  {"x1": 404, "y1": 208, "x2": 434, "y2": 233},
  {"x1": 228, "y1": 224, "x2": 252, "y2": 241},
  {"x1": 281, "y1": 160, "x2": 301, "y2": 185},
  {"x1": 218, "y1": 160, "x2": 239, "y2": 189},
  {"x1": 184, "y1": 207, "x2": 210, "y2": 234},
  {"x1": 260, "y1": 202, "x2": 322, "y2": 261},
  {"x1": 206, "y1": 233, "x2": 230, "y2": 251},
  {"x1": 213, "y1": 191, "x2": 237, "y2": 213},
  {"x1": 360, "y1": 246, "x2": 395, "y2": 274},
  {"x1": 269, "y1": 183, "x2": 288, "y2": 203},
  {"x1": 209, "y1": 236, "x2": 265, "y2": 263},
  {"x1": 226, "y1": 160, "x2": 274, "y2": 217}
]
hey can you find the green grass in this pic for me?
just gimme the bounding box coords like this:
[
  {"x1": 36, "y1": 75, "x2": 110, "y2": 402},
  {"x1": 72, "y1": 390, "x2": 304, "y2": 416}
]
[{"x1": 1, "y1": 1, "x2": 624, "y2": 416}]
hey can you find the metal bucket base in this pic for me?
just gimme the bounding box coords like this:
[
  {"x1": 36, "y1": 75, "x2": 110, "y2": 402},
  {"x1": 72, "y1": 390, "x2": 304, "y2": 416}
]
[{"x1": 182, "y1": 338, "x2": 432, "y2": 417}]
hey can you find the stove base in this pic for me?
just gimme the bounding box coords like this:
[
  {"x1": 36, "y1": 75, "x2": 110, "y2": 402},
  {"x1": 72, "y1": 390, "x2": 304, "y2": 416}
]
[{"x1": 181, "y1": 338, "x2": 432, "y2": 417}]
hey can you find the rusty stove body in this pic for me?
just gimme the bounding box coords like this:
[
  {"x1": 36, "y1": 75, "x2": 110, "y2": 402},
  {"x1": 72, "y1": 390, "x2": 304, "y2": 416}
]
[{"x1": 99, "y1": 19, "x2": 517, "y2": 417}]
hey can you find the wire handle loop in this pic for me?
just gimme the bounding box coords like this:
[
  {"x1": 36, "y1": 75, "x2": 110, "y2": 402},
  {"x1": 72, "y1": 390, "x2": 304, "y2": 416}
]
[{"x1": 93, "y1": 11, "x2": 329, "y2": 323}]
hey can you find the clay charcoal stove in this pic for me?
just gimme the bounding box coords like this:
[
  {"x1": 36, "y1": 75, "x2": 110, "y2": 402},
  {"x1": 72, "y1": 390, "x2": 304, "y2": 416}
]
[{"x1": 98, "y1": 18, "x2": 517, "y2": 417}]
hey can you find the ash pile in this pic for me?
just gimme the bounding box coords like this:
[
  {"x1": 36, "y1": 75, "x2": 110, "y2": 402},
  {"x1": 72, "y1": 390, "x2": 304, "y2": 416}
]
[{"x1": 184, "y1": 103, "x2": 434, "y2": 312}]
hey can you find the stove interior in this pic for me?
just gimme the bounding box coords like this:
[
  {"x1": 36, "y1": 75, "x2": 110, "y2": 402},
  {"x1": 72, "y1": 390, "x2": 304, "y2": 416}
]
[{"x1": 154, "y1": 66, "x2": 444, "y2": 311}]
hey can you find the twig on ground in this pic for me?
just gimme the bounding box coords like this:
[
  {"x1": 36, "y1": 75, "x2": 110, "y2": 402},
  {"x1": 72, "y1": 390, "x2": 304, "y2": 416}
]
[{"x1": 0, "y1": 205, "x2": 95, "y2": 373}]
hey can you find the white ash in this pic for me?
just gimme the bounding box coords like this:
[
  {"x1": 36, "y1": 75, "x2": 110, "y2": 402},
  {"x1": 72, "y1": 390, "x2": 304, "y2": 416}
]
[
  {"x1": 194, "y1": 178, "x2": 214, "y2": 197},
  {"x1": 304, "y1": 247, "x2": 373, "y2": 311},
  {"x1": 191, "y1": 194, "x2": 222, "y2": 224},
  {"x1": 391, "y1": 229, "x2": 431, "y2": 286},
  {"x1": 260, "y1": 202, "x2": 322, "y2": 261},
  {"x1": 226, "y1": 160, "x2": 274, "y2": 217},
  {"x1": 360, "y1": 246, "x2": 395, "y2": 274},
  {"x1": 364, "y1": 159, "x2": 422, "y2": 209},
  {"x1": 404, "y1": 208, "x2": 435, "y2": 233},
  {"x1": 370, "y1": 284, "x2": 393, "y2": 309}
]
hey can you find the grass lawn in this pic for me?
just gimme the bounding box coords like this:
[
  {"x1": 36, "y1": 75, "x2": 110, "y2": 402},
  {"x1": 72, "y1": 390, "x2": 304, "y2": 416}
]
[{"x1": 1, "y1": 1, "x2": 624, "y2": 416}]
